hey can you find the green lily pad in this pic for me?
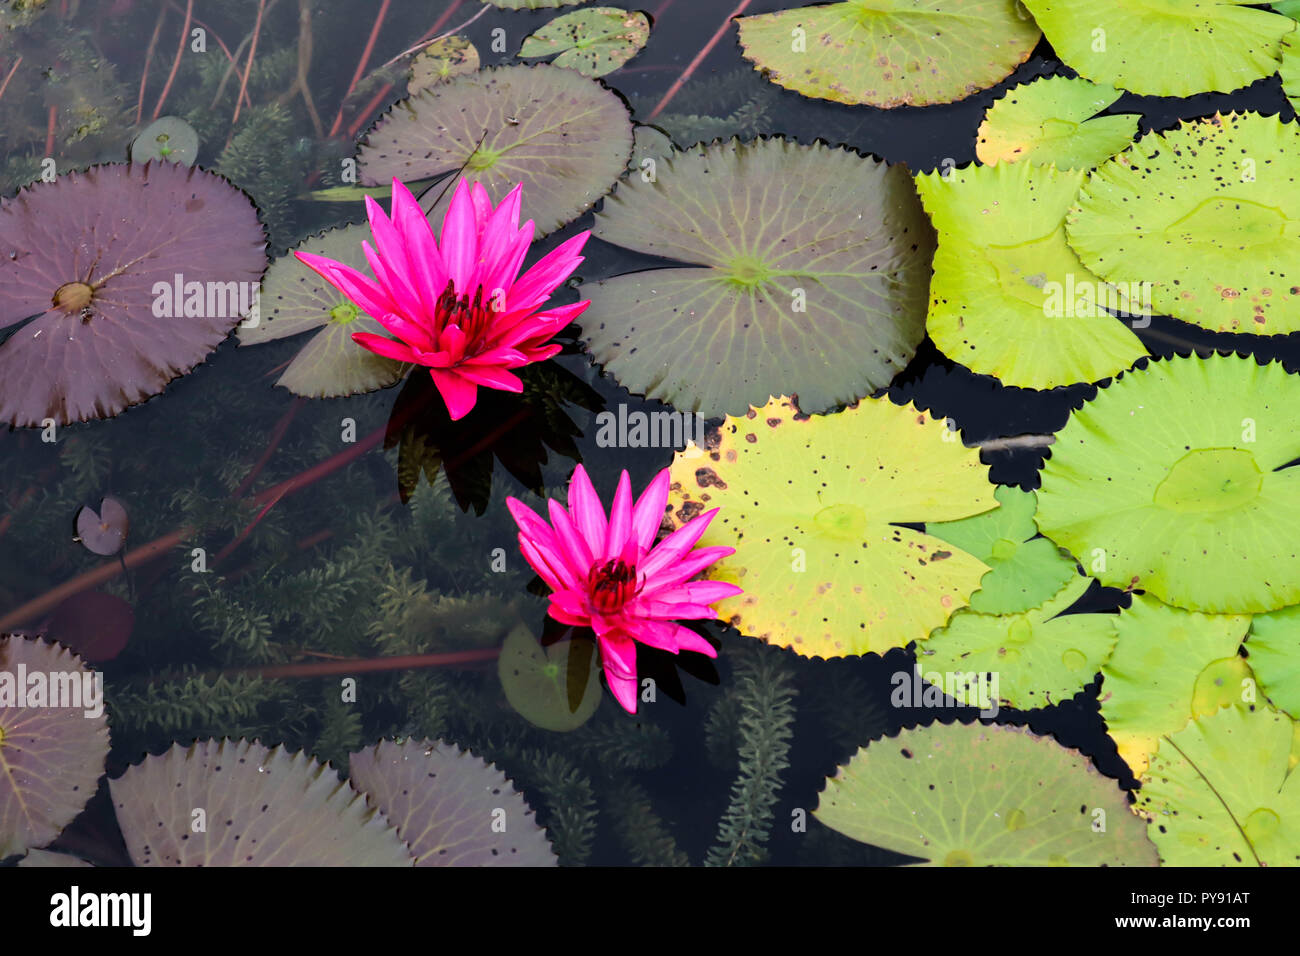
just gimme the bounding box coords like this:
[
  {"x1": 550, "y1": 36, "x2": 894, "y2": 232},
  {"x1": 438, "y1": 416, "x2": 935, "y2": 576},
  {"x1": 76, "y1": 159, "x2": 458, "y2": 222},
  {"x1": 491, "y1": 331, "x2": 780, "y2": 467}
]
[
  {"x1": 816, "y1": 722, "x2": 1158, "y2": 866},
  {"x1": 736, "y1": 0, "x2": 1040, "y2": 108},
  {"x1": 348, "y1": 739, "x2": 557, "y2": 866},
  {"x1": 1245, "y1": 606, "x2": 1300, "y2": 719},
  {"x1": 129, "y1": 115, "x2": 199, "y2": 166},
  {"x1": 482, "y1": 0, "x2": 588, "y2": 7},
  {"x1": 1100, "y1": 593, "x2": 1252, "y2": 777},
  {"x1": 519, "y1": 7, "x2": 649, "y2": 78},
  {"x1": 927, "y1": 485, "x2": 1078, "y2": 615},
  {"x1": 918, "y1": 575, "x2": 1118, "y2": 710},
  {"x1": 238, "y1": 224, "x2": 408, "y2": 398},
  {"x1": 1037, "y1": 354, "x2": 1300, "y2": 614},
  {"x1": 1021, "y1": 0, "x2": 1294, "y2": 97},
  {"x1": 1277, "y1": 1, "x2": 1300, "y2": 17},
  {"x1": 1067, "y1": 112, "x2": 1300, "y2": 335},
  {"x1": 498, "y1": 624, "x2": 601, "y2": 731},
  {"x1": 580, "y1": 138, "x2": 936, "y2": 418},
  {"x1": 1283, "y1": 35, "x2": 1300, "y2": 112},
  {"x1": 357, "y1": 64, "x2": 632, "y2": 238},
  {"x1": 1136, "y1": 705, "x2": 1300, "y2": 866},
  {"x1": 408, "y1": 36, "x2": 479, "y2": 93},
  {"x1": 0, "y1": 635, "x2": 110, "y2": 859},
  {"x1": 976, "y1": 76, "x2": 1139, "y2": 169},
  {"x1": 916, "y1": 161, "x2": 1147, "y2": 390},
  {"x1": 666, "y1": 395, "x2": 997, "y2": 658},
  {"x1": 109, "y1": 739, "x2": 413, "y2": 866}
]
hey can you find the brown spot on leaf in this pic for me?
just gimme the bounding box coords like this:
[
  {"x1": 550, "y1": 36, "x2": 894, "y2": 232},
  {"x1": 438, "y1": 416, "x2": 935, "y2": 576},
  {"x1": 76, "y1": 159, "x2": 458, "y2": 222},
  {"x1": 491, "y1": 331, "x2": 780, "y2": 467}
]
[{"x1": 695, "y1": 467, "x2": 727, "y2": 489}]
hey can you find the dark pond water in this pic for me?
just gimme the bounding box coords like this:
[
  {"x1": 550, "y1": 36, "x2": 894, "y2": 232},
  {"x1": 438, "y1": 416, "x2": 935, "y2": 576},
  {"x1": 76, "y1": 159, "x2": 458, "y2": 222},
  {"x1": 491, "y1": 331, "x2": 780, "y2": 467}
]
[{"x1": 0, "y1": 0, "x2": 1297, "y2": 868}]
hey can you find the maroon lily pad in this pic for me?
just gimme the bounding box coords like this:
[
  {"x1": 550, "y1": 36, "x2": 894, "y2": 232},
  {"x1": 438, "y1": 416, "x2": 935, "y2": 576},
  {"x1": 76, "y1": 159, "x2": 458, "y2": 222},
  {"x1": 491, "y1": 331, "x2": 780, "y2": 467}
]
[
  {"x1": 74, "y1": 496, "x2": 128, "y2": 556},
  {"x1": 349, "y1": 739, "x2": 557, "y2": 866},
  {"x1": 46, "y1": 591, "x2": 134, "y2": 663},
  {"x1": 0, "y1": 634, "x2": 110, "y2": 858},
  {"x1": 0, "y1": 162, "x2": 267, "y2": 427}
]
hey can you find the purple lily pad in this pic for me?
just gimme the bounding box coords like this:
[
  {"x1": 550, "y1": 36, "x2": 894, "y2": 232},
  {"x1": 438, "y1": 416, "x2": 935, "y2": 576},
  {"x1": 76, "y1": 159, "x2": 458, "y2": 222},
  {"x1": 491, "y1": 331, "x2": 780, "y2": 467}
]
[
  {"x1": 74, "y1": 496, "x2": 129, "y2": 556},
  {"x1": 349, "y1": 739, "x2": 556, "y2": 866},
  {"x1": 0, "y1": 635, "x2": 110, "y2": 858},
  {"x1": 0, "y1": 162, "x2": 267, "y2": 427},
  {"x1": 46, "y1": 591, "x2": 134, "y2": 663},
  {"x1": 109, "y1": 738, "x2": 413, "y2": 866}
]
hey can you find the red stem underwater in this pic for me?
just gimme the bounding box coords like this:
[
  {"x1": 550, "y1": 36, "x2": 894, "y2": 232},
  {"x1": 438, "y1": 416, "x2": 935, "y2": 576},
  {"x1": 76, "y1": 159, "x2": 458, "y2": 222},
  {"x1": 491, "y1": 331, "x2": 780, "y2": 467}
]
[
  {"x1": 151, "y1": 0, "x2": 193, "y2": 120},
  {"x1": 328, "y1": 0, "x2": 391, "y2": 138},
  {"x1": 646, "y1": 0, "x2": 752, "y2": 121}
]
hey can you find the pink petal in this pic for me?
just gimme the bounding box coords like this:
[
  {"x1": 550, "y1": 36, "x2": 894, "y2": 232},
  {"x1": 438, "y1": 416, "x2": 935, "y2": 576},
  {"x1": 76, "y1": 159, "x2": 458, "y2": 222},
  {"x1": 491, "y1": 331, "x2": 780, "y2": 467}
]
[
  {"x1": 363, "y1": 196, "x2": 425, "y2": 314},
  {"x1": 454, "y1": 363, "x2": 523, "y2": 393},
  {"x1": 440, "y1": 179, "x2": 480, "y2": 295},
  {"x1": 631, "y1": 468, "x2": 671, "y2": 552},
  {"x1": 294, "y1": 250, "x2": 395, "y2": 320},
  {"x1": 547, "y1": 605, "x2": 590, "y2": 629},
  {"x1": 566, "y1": 465, "x2": 608, "y2": 557},
  {"x1": 389, "y1": 177, "x2": 448, "y2": 316},
  {"x1": 639, "y1": 508, "x2": 721, "y2": 580},
  {"x1": 430, "y1": 368, "x2": 478, "y2": 420},
  {"x1": 605, "y1": 667, "x2": 639, "y2": 714},
  {"x1": 547, "y1": 498, "x2": 596, "y2": 581},
  {"x1": 640, "y1": 546, "x2": 735, "y2": 592},
  {"x1": 507, "y1": 232, "x2": 590, "y2": 312},
  {"x1": 350, "y1": 331, "x2": 420, "y2": 364},
  {"x1": 603, "y1": 471, "x2": 634, "y2": 562},
  {"x1": 668, "y1": 624, "x2": 718, "y2": 658}
]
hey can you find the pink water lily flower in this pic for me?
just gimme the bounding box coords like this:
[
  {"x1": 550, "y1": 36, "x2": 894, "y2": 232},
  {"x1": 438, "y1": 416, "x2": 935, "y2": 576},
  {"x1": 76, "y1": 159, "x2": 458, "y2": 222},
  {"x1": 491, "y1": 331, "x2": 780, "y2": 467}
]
[
  {"x1": 507, "y1": 465, "x2": 742, "y2": 714},
  {"x1": 295, "y1": 177, "x2": 590, "y2": 420}
]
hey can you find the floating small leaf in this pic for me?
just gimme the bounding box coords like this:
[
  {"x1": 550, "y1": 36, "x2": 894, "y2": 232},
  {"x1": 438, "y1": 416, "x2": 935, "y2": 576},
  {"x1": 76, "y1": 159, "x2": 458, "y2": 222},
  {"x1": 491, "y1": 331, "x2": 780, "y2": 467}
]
[
  {"x1": 816, "y1": 722, "x2": 1157, "y2": 866},
  {"x1": 348, "y1": 738, "x2": 556, "y2": 866},
  {"x1": 1136, "y1": 706, "x2": 1300, "y2": 866},
  {"x1": 109, "y1": 739, "x2": 412, "y2": 866},
  {"x1": 1037, "y1": 354, "x2": 1300, "y2": 614},
  {"x1": 666, "y1": 396, "x2": 997, "y2": 658},
  {"x1": 926, "y1": 485, "x2": 1077, "y2": 614},
  {"x1": 74, "y1": 496, "x2": 128, "y2": 556},
  {"x1": 1021, "y1": 0, "x2": 1293, "y2": 97},
  {"x1": 0, "y1": 635, "x2": 110, "y2": 858},
  {"x1": 498, "y1": 624, "x2": 601, "y2": 731},
  {"x1": 1067, "y1": 112, "x2": 1300, "y2": 334},
  {"x1": 408, "y1": 36, "x2": 479, "y2": 93},
  {"x1": 1100, "y1": 594, "x2": 1251, "y2": 777},
  {"x1": 357, "y1": 65, "x2": 632, "y2": 237},
  {"x1": 916, "y1": 161, "x2": 1147, "y2": 390},
  {"x1": 519, "y1": 7, "x2": 649, "y2": 77},
  {"x1": 918, "y1": 575, "x2": 1117, "y2": 710},
  {"x1": 0, "y1": 163, "x2": 266, "y2": 427},
  {"x1": 129, "y1": 115, "x2": 199, "y2": 166},
  {"x1": 736, "y1": 0, "x2": 1040, "y2": 108},
  {"x1": 581, "y1": 138, "x2": 936, "y2": 417},
  {"x1": 238, "y1": 224, "x2": 407, "y2": 398},
  {"x1": 976, "y1": 76, "x2": 1139, "y2": 169}
]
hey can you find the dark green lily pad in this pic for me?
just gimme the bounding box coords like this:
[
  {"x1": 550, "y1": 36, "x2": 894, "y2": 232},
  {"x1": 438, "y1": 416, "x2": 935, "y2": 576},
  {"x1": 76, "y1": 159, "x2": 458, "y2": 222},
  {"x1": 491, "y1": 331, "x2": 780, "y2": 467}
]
[
  {"x1": 357, "y1": 65, "x2": 632, "y2": 238},
  {"x1": 409, "y1": 36, "x2": 480, "y2": 93},
  {"x1": 580, "y1": 138, "x2": 936, "y2": 417},
  {"x1": 1022, "y1": 0, "x2": 1293, "y2": 97},
  {"x1": 238, "y1": 224, "x2": 408, "y2": 398},
  {"x1": 129, "y1": 116, "x2": 199, "y2": 166},
  {"x1": 519, "y1": 7, "x2": 649, "y2": 77},
  {"x1": 736, "y1": 0, "x2": 1040, "y2": 108}
]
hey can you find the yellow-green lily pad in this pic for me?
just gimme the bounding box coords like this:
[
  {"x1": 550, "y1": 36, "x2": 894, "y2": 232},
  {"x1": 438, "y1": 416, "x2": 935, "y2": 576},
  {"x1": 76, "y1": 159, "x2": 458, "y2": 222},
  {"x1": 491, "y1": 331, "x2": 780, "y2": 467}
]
[
  {"x1": 976, "y1": 76, "x2": 1139, "y2": 169},
  {"x1": 665, "y1": 395, "x2": 997, "y2": 658},
  {"x1": 817, "y1": 722, "x2": 1158, "y2": 866},
  {"x1": 497, "y1": 624, "x2": 601, "y2": 731},
  {"x1": 1245, "y1": 605, "x2": 1300, "y2": 719},
  {"x1": 519, "y1": 8, "x2": 649, "y2": 77}
]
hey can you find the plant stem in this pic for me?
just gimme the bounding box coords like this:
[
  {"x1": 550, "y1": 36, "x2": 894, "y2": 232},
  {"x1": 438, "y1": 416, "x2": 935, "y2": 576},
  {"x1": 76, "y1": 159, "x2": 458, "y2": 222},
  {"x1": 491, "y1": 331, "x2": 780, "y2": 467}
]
[
  {"x1": 135, "y1": 7, "x2": 166, "y2": 124},
  {"x1": 328, "y1": 0, "x2": 391, "y2": 138},
  {"x1": 0, "y1": 57, "x2": 23, "y2": 105},
  {"x1": 232, "y1": 397, "x2": 303, "y2": 497},
  {"x1": 44, "y1": 104, "x2": 56, "y2": 155},
  {"x1": 229, "y1": 0, "x2": 266, "y2": 136},
  {"x1": 217, "y1": 647, "x2": 500, "y2": 681},
  {"x1": 646, "y1": 0, "x2": 752, "y2": 121},
  {"x1": 151, "y1": 0, "x2": 193, "y2": 120}
]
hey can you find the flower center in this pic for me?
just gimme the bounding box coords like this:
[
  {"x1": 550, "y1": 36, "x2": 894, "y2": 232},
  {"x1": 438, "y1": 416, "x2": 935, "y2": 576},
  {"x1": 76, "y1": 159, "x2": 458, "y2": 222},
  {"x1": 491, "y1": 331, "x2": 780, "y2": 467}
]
[
  {"x1": 436, "y1": 279, "x2": 493, "y2": 346},
  {"x1": 588, "y1": 559, "x2": 639, "y2": 614},
  {"x1": 53, "y1": 281, "x2": 93, "y2": 311}
]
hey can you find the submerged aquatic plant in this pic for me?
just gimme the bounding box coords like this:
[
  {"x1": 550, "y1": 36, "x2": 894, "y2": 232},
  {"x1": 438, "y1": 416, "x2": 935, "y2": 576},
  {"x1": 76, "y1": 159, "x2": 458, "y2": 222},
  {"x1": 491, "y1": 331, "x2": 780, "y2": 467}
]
[
  {"x1": 506, "y1": 466, "x2": 741, "y2": 714},
  {"x1": 295, "y1": 178, "x2": 590, "y2": 421}
]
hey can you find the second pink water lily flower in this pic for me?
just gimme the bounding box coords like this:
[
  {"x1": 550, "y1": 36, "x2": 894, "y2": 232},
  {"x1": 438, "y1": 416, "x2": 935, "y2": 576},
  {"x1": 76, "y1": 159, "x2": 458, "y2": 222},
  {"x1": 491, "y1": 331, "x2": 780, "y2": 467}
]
[
  {"x1": 507, "y1": 466, "x2": 742, "y2": 714},
  {"x1": 295, "y1": 177, "x2": 590, "y2": 420}
]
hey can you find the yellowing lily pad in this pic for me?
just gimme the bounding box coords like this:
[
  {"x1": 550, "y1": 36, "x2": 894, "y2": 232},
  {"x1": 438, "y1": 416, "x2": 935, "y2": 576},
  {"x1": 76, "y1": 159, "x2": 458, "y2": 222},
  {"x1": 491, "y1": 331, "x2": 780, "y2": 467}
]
[
  {"x1": 918, "y1": 575, "x2": 1118, "y2": 710},
  {"x1": 1284, "y1": 35, "x2": 1300, "y2": 112},
  {"x1": 916, "y1": 161, "x2": 1147, "y2": 390},
  {"x1": 1021, "y1": 0, "x2": 1294, "y2": 97},
  {"x1": 736, "y1": 0, "x2": 1041, "y2": 108},
  {"x1": 927, "y1": 484, "x2": 1078, "y2": 614},
  {"x1": 238, "y1": 224, "x2": 408, "y2": 398},
  {"x1": 581, "y1": 138, "x2": 936, "y2": 418},
  {"x1": 498, "y1": 624, "x2": 601, "y2": 731},
  {"x1": 1066, "y1": 112, "x2": 1300, "y2": 334},
  {"x1": 408, "y1": 36, "x2": 479, "y2": 93},
  {"x1": 357, "y1": 65, "x2": 633, "y2": 238},
  {"x1": 976, "y1": 76, "x2": 1139, "y2": 169},
  {"x1": 1037, "y1": 354, "x2": 1300, "y2": 614},
  {"x1": 1136, "y1": 705, "x2": 1300, "y2": 866},
  {"x1": 1245, "y1": 606, "x2": 1300, "y2": 719},
  {"x1": 519, "y1": 8, "x2": 649, "y2": 77},
  {"x1": 665, "y1": 395, "x2": 997, "y2": 658},
  {"x1": 1100, "y1": 593, "x2": 1252, "y2": 777},
  {"x1": 816, "y1": 722, "x2": 1158, "y2": 866}
]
